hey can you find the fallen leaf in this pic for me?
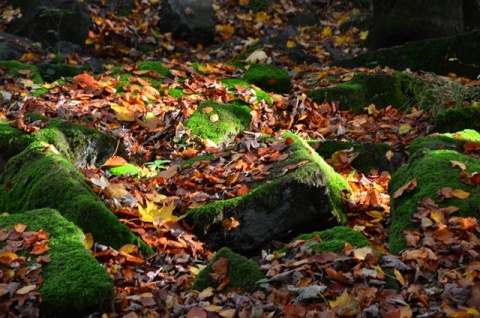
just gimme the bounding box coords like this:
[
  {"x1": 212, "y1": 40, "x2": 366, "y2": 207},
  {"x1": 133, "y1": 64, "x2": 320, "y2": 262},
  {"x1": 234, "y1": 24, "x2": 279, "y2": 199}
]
[{"x1": 393, "y1": 178, "x2": 417, "y2": 198}]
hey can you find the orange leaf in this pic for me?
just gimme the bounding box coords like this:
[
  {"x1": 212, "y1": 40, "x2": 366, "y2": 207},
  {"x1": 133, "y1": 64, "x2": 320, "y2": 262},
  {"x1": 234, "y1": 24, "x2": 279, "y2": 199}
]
[
  {"x1": 451, "y1": 189, "x2": 470, "y2": 199},
  {"x1": 237, "y1": 184, "x2": 249, "y2": 196},
  {"x1": 102, "y1": 156, "x2": 127, "y2": 167},
  {"x1": 74, "y1": 73, "x2": 96, "y2": 87},
  {"x1": 221, "y1": 217, "x2": 240, "y2": 231},
  {"x1": 393, "y1": 178, "x2": 417, "y2": 198},
  {"x1": 209, "y1": 257, "x2": 228, "y2": 282},
  {"x1": 14, "y1": 223, "x2": 27, "y2": 234},
  {"x1": 186, "y1": 307, "x2": 208, "y2": 318}
]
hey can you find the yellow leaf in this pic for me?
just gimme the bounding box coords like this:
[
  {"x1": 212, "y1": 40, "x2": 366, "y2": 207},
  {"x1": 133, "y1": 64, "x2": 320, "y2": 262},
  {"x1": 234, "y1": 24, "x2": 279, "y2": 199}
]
[
  {"x1": 210, "y1": 114, "x2": 219, "y2": 122},
  {"x1": 286, "y1": 40, "x2": 295, "y2": 48},
  {"x1": 398, "y1": 124, "x2": 412, "y2": 135},
  {"x1": 137, "y1": 200, "x2": 185, "y2": 226},
  {"x1": 394, "y1": 268, "x2": 405, "y2": 285},
  {"x1": 119, "y1": 244, "x2": 138, "y2": 255},
  {"x1": 385, "y1": 150, "x2": 394, "y2": 161},
  {"x1": 322, "y1": 26, "x2": 332, "y2": 37},
  {"x1": 198, "y1": 287, "x2": 214, "y2": 300},
  {"x1": 467, "y1": 308, "x2": 480, "y2": 316},
  {"x1": 450, "y1": 160, "x2": 466, "y2": 170},
  {"x1": 352, "y1": 246, "x2": 372, "y2": 260},
  {"x1": 255, "y1": 12, "x2": 270, "y2": 23},
  {"x1": 239, "y1": 0, "x2": 249, "y2": 4},
  {"x1": 328, "y1": 290, "x2": 358, "y2": 314},
  {"x1": 360, "y1": 31, "x2": 369, "y2": 40},
  {"x1": 84, "y1": 233, "x2": 94, "y2": 250},
  {"x1": 109, "y1": 102, "x2": 135, "y2": 122},
  {"x1": 220, "y1": 309, "x2": 236, "y2": 318},
  {"x1": 451, "y1": 189, "x2": 470, "y2": 199}
]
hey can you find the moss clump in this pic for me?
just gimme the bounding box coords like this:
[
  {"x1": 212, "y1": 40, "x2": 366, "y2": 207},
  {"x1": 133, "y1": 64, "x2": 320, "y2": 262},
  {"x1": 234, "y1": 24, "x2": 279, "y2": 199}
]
[
  {"x1": 0, "y1": 142, "x2": 151, "y2": 253},
  {"x1": 389, "y1": 149, "x2": 480, "y2": 254},
  {"x1": 108, "y1": 163, "x2": 141, "y2": 176},
  {"x1": 192, "y1": 247, "x2": 264, "y2": 292},
  {"x1": 112, "y1": 61, "x2": 172, "y2": 94},
  {"x1": 242, "y1": 63, "x2": 291, "y2": 94},
  {"x1": 294, "y1": 226, "x2": 371, "y2": 253},
  {"x1": 184, "y1": 101, "x2": 252, "y2": 144},
  {"x1": 408, "y1": 129, "x2": 480, "y2": 155},
  {"x1": 220, "y1": 78, "x2": 273, "y2": 104},
  {"x1": 433, "y1": 105, "x2": 480, "y2": 133},
  {"x1": 0, "y1": 60, "x2": 44, "y2": 83},
  {"x1": 0, "y1": 208, "x2": 114, "y2": 317},
  {"x1": 307, "y1": 72, "x2": 423, "y2": 114}
]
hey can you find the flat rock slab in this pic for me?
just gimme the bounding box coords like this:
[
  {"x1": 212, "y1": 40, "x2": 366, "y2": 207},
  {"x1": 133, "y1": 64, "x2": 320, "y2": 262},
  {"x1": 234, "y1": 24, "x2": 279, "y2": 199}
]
[
  {"x1": 186, "y1": 132, "x2": 351, "y2": 254},
  {"x1": 0, "y1": 208, "x2": 114, "y2": 317}
]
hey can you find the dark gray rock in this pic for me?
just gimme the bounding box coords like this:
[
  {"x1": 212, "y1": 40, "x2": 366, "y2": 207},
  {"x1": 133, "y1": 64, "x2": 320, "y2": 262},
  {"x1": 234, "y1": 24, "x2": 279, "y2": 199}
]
[
  {"x1": 6, "y1": 0, "x2": 90, "y2": 47},
  {"x1": 158, "y1": 0, "x2": 215, "y2": 45},
  {"x1": 0, "y1": 32, "x2": 41, "y2": 60}
]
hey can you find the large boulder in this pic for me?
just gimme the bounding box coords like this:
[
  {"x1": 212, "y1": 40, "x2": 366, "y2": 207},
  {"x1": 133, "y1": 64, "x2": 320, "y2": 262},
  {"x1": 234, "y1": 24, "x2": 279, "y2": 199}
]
[
  {"x1": 158, "y1": 0, "x2": 215, "y2": 45},
  {"x1": 0, "y1": 32, "x2": 41, "y2": 61},
  {"x1": 6, "y1": 0, "x2": 91, "y2": 47},
  {"x1": 185, "y1": 132, "x2": 351, "y2": 254}
]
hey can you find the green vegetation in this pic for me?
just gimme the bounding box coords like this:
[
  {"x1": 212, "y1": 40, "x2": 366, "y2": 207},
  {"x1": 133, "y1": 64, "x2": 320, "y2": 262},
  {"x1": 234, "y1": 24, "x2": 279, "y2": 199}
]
[
  {"x1": 184, "y1": 100, "x2": 252, "y2": 144},
  {"x1": 433, "y1": 104, "x2": 480, "y2": 133},
  {"x1": 0, "y1": 60, "x2": 44, "y2": 83},
  {"x1": 108, "y1": 163, "x2": 141, "y2": 176},
  {"x1": 192, "y1": 247, "x2": 264, "y2": 292},
  {"x1": 408, "y1": 129, "x2": 480, "y2": 155},
  {"x1": 220, "y1": 78, "x2": 273, "y2": 104},
  {"x1": 294, "y1": 226, "x2": 371, "y2": 253},
  {"x1": 0, "y1": 208, "x2": 114, "y2": 317}
]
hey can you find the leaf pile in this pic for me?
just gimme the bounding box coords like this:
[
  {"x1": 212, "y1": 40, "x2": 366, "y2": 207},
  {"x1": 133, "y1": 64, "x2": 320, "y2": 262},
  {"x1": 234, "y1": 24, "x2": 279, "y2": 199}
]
[{"x1": 0, "y1": 224, "x2": 50, "y2": 317}]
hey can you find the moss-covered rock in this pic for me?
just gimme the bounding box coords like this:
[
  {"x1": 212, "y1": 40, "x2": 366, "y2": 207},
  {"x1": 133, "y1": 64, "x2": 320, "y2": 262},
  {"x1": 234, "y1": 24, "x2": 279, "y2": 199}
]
[
  {"x1": 184, "y1": 100, "x2": 252, "y2": 144},
  {"x1": 433, "y1": 105, "x2": 480, "y2": 133},
  {"x1": 192, "y1": 247, "x2": 264, "y2": 293},
  {"x1": 294, "y1": 226, "x2": 371, "y2": 253},
  {"x1": 112, "y1": 61, "x2": 172, "y2": 94},
  {"x1": 307, "y1": 72, "x2": 422, "y2": 114},
  {"x1": 0, "y1": 208, "x2": 114, "y2": 317},
  {"x1": 0, "y1": 114, "x2": 117, "y2": 167},
  {"x1": 186, "y1": 132, "x2": 351, "y2": 253},
  {"x1": 389, "y1": 149, "x2": 480, "y2": 254},
  {"x1": 312, "y1": 140, "x2": 405, "y2": 173},
  {"x1": 220, "y1": 78, "x2": 273, "y2": 105},
  {"x1": 242, "y1": 63, "x2": 291, "y2": 94},
  {"x1": 408, "y1": 129, "x2": 480, "y2": 155},
  {"x1": 0, "y1": 142, "x2": 151, "y2": 253}
]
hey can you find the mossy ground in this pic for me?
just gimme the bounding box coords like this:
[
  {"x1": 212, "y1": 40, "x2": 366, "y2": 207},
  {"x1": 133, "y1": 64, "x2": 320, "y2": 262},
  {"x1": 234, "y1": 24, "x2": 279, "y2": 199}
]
[
  {"x1": 0, "y1": 60, "x2": 44, "y2": 84},
  {"x1": 294, "y1": 226, "x2": 370, "y2": 253},
  {"x1": 111, "y1": 61, "x2": 172, "y2": 94},
  {"x1": 186, "y1": 132, "x2": 351, "y2": 233},
  {"x1": 0, "y1": 142, "x2": 151, "y2": 254},
  {"x1": 389, "y1": 149, "x2": 480, "y2": 254},
  {"x1": 192, "y1": 247, "x2": 264, "y2": 293},
  {"x1": 184, "y1": 100, "x2": 252, "y2": 144},
  {"x1": 220, "y1": 78, "x2": 273, "y2": 104},
  {"x1": 0, "y1": 208, "x2": 114, "y2": 317}
]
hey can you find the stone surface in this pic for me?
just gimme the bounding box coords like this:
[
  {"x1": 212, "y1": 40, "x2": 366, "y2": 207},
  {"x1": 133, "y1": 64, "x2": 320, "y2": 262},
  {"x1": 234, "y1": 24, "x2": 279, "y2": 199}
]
[
  {"x1": 186, "y1": 132, "x2": 351, "y2": 254},
  {"x1": 0, "y1": 32, "x2": 41, "y2": 61},
  {"x1": 158, "y1": 0, "x2": 215, "y2": 45},
  {"x1": 7, "y1": 0, "x2": 91, "y2": 47}
]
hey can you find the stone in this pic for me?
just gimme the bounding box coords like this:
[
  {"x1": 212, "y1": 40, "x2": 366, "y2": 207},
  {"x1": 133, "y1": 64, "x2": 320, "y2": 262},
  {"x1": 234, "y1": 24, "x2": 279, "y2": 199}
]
[
  {"x1": 158, "y1": 0, "x2": 215, "y2": 45},
  {"x1": 0, "y1": 32, "x2": 41, "y2": 61},
  {"x1": 185, "y1": 132, "x2": 351, "y2": 254}
]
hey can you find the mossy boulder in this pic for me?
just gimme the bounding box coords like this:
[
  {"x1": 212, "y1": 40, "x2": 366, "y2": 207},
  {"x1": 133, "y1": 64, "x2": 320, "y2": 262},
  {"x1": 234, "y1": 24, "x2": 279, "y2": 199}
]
[
  {"x1": 0, "y1": 208, "x2": 114, "y2": 317},
  {"x1": 389, "y1": 149, "x2": 480, "y2": 254},
  {"x1": 192, "y1": 247, "x2": 264, "y2": 293},
  {"x1": 0, "y1": 142, "x2": 150, "y2": 253},
  {"x1": 186, "y1": 132, "x2": 351, "y2": 253},
  {"x1": 307, "y1": 72, "x2": 422, "y2": 114},
  {"x1": 220, "y1": 78, "x2": 273, "y2": 105},
  {"x1": 112, "y1": 61, "x2": 172, "y2": 94},
  {"x1": 184, "y1": 100, "x2": 252, "y2": 144},
  {"x1": 433, "y1": 105, "x2": 480, "y2": 133},
  {"x1": 228, "y1": 62, "x2": 291, "y2": 94},
  {"x1": 294, "y1": 226, "x2": 371, "y2": 253},
  {"x1": 408, "y1": 129, "x2": 480, "y2": 155},
  {"x1": 312, "y1": 140, "x2": 405, "y2": 173},
  {"x1": 0, "y1": 115, "x2": 117, "y2": 167},
  {"x1": 335, "y1": 30, "x2": 480, "y2": 79}
]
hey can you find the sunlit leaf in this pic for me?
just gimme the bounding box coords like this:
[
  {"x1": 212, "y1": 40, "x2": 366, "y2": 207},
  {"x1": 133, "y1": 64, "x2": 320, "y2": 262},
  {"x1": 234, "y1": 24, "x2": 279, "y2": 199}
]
[{"x1": 137, "y1": 200, "x2": 185, "y2": 226}]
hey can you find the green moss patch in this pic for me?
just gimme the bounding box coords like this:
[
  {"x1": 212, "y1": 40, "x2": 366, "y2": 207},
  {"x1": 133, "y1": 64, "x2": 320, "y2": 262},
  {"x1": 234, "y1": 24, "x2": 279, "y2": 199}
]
[
  {"x1": 389, "y1": 149, "x2": 480, "y2": 254},
  {"x1": 36, "y1": 63, "x2": 88, "y2": 83},
  {"x1": 220, "y1": 78, "x2": 273, "y2": 104},
  {"x1": 0, "y1": 208, "x2": 114, "y2": 317},
  {"x1": 294, "y1": 226, "x2": 371, "y2": 253},
  {"x1": 408, "y1": 129, "x2": 480, "y2": 155},
  {"x1": 112, "y1": 61, "x2": 172, "y2": 94},
  {"x1": 433, "y1": 105, "x2": 480, "y2": 133},
  {"x1": 0, "y1": 142, "x2": 151, "y2": 253},
  {"x1": 184, "y1": 100, "x2": 252, "y2": 144},
  {"x1": 192, "y1": 247, "x2": 264, "y2": 293},
  {"x1": 108, "y1": 163, "x2": 141, "y2": 176},
  {"x1": 0, "y1": 60, "x2": 44, "y2": 84}
]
